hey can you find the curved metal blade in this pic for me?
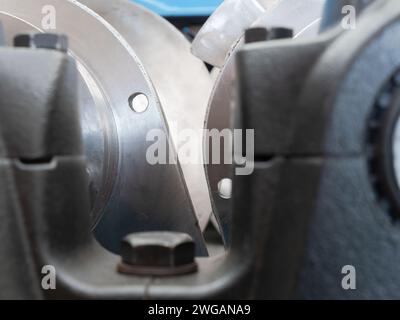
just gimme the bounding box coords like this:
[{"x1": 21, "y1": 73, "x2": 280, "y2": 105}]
[{"x1": 79, "y1": 0, "x2": 214, "y2": 233}]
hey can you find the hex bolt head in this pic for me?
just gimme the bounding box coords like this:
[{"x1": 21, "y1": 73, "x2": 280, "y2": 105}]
[
  {"x1": 118, "y1": 232, "x2": 198, "y2": 276},
  {"x1": 14, "y1": 33, "x2": 69, "y2": 52},
  {"x1": 245, "y1": 27, "x2": 269, "y2": 44},
  {"x1": 267, "y1": 27, "x2": 294, "y2": 40}
]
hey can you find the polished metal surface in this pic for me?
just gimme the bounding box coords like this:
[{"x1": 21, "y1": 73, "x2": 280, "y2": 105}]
[
  {"x1": 80, "y1": 0, "x2": 214, "y2": 232},
  {"x1": 201, "y1": 0, "x2": 325, "y2": 244},
  {"x1": 0, "y1": 0, "x2": 207, "y2": 255}
]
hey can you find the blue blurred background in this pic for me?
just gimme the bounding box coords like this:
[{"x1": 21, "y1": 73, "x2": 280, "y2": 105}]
[{"x1": 133, "y1": 0, "x2": 223, "y2": 17}]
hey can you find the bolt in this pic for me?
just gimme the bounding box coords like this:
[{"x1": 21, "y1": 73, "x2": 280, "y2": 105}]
[
  {"x1": 244, "y1": 27, "x2": 293, "y2": 44},
  {"x1": 267, "y1": 27, "x2": 294, "y2": 40},
  {"x1": 118, "y1": 231, "x2": 198, "y2": 276},
  {"x1": 129, "y1": 93, "x2": 149, "y2": 113},
  {"x1": 244, "y1": 27, "x2": 269, "y2": 44},
  {"x1": 14, "y1": 33, "x2": 68, "y2": 52}
]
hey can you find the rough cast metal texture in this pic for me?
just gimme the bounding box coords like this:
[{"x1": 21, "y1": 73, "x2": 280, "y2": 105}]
[
  {"x1": 236, "y1": 0, "x2": 400, "y2": 298},
  {"x1": 296, "y1": 1, "x2": 400, "y2": 299},
  {"x1": 0, "y1": 48, "x2": 88, "y2": 299}
]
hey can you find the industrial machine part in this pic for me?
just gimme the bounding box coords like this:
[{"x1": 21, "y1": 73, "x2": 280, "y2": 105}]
[
  {"x1": 197, "y1": 0, "x2": 325, "y2": 245},
  {"x1": 235, "y1": 0, "x2": 400, "y2": 298},
  {"x1": 2, "y1": 0, "x2": 400, "y2": 300},
  {"x1": 80, "y1": 0, "x2": 214, "y2": 234},
  {"x1": 118, "y1": 231, "x2": 198, "y2": 276},
  {"x1": 0, "y1": 0, "x2": 208, "y2": 255}
]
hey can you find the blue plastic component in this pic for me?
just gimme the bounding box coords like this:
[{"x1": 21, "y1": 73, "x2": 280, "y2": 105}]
[{"x1": 133, "y1": 0, "x2": 223, "y2": 17}]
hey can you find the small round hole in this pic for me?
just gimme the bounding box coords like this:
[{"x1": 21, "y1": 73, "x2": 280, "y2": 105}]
[
  {"x1": 218, "y1": 178, "x2": 232, "y2": 199},
  {"x1": 129, "y1": 93, "x2": 148, "y2": 113}
]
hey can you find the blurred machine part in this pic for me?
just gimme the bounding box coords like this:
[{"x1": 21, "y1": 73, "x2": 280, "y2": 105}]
[{"x1": 196, "y1": 0, "x2": 325, "y2": 245}]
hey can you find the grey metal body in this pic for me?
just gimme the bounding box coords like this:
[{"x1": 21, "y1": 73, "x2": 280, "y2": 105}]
[{"x1": 204, "y1": 0, "x2": 325, "y2": 245}]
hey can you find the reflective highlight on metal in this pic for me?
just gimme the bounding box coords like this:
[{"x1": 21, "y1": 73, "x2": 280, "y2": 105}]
[{"x1": 129, "y1": 93, "x2": 149, "y2": 113}]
